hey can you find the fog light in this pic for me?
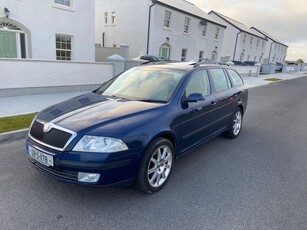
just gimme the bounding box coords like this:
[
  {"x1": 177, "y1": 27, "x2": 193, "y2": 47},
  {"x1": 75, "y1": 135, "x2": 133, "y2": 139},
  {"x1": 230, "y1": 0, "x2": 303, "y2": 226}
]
[{"x1": 78, "y1": 172, "x2": 100, "y2": 183}]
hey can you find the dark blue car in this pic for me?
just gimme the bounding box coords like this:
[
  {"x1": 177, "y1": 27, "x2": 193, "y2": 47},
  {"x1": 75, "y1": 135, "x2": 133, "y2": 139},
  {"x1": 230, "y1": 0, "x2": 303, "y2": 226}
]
[{"x1": 26, "y1": 62, "x2": 248, "y2": 193}]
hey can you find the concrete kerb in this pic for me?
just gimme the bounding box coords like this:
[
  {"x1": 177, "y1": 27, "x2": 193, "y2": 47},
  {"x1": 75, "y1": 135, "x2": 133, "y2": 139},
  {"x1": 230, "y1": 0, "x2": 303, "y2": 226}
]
[{"x1": 0, "y1": 129, "x2": 29, "y2": 143}]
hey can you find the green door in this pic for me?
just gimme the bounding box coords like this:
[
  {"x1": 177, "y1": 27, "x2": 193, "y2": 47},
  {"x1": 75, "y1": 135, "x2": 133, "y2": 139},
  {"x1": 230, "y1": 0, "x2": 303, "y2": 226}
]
[{"x1": 0, "y1": 31, "x2": 17, "y2": 58}]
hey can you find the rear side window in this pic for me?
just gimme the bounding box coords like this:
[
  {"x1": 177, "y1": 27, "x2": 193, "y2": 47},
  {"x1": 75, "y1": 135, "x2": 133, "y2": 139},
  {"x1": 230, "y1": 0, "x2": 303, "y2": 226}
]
[
  {"x1": 227, "y1": 69, "x2": 244, "y2": 86},
  {"x1": 209, "y1": 68, "x2": 230, "y2": 92}
]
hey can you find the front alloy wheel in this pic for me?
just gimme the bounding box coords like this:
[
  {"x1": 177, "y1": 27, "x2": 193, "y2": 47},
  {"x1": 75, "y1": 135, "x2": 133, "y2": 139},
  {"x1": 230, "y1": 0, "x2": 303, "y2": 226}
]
[{"x1": 137, "y1": 138, "x2": 174, "y2": 193}]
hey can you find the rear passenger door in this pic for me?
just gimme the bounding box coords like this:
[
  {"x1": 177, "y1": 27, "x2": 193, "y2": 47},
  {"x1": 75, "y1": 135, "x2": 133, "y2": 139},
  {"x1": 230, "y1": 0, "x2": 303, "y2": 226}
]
[{"x1": 208, "y1": 68, "x2": 236, "y2": 130}]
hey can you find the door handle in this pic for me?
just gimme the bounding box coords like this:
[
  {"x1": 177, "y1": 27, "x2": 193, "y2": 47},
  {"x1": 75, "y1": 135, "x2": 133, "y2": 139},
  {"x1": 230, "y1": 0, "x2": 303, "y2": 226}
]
[{"x1": 211, "y1": 101, "x2": 217, "y2": 106}]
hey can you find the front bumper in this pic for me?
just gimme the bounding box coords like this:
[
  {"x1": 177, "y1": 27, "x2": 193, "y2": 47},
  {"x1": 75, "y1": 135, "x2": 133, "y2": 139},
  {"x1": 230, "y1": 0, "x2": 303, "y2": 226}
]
[{"x1": 26, "y1": 137, "x2": 142, "y2": 186}]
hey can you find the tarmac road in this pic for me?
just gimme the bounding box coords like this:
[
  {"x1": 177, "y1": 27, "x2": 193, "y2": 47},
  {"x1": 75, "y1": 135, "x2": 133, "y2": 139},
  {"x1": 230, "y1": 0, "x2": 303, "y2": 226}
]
[{"x1": 0, "y1": 77, "x2": 307, "y2": 230}]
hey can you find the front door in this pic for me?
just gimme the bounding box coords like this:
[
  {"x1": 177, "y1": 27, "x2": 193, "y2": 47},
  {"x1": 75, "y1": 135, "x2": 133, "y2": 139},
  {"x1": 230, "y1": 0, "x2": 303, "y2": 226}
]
[{"x1": 0, "y1": 31, "x2": 17, "y2": 58}]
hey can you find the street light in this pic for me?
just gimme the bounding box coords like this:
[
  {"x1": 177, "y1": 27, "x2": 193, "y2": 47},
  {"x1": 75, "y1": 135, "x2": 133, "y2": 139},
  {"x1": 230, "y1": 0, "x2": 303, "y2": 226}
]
[{"x1": 4, "y1": 7, "x2": 10, "y2": 18}]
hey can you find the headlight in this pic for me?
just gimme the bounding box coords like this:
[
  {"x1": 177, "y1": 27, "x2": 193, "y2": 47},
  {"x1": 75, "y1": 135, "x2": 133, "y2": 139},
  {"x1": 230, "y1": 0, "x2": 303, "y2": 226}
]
[{"x1": 73, "y1": 135, "x2": 128, "y2": 153}]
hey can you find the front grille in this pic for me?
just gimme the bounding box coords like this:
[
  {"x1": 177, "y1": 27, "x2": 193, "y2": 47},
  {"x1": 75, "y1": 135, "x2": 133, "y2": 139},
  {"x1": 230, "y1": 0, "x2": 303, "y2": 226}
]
[{"x1": 30, "y1": 121, "x2": 73, "y2": 149}]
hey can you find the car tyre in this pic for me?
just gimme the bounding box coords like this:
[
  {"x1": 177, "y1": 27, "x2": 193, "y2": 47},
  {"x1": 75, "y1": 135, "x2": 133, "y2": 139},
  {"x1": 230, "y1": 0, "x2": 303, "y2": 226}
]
[
  {"x1": 224, "y1": 108, "x2": 243, "y2": 139},
  {"x1": 137, "y1": 137, "x2": 174, "y2": 193}
]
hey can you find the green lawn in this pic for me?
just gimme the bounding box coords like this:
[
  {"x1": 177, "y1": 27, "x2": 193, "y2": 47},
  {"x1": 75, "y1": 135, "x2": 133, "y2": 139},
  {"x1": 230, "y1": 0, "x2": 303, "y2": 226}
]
[
  {"x1": 0, "y1": 112, "x2": 37, "y2": 134},
  {"x1": 264, "y1": 78, "x2": 282, "y2": 82}
]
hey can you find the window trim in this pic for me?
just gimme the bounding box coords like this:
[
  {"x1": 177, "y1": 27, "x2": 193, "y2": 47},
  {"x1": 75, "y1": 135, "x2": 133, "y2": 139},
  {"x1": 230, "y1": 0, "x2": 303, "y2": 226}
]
[
  {"x1": 55, "y1": 34, "x2": 73, "y2": 61},
  {"x1": 53, "y1": 0, "x2": 73, "y2": 11},
  {"x1": 183, "y1": 17, "x2": 191, "y2": 34},
  {"x1": 164, "y1": 10, "x2": 172, "y2": 28}
]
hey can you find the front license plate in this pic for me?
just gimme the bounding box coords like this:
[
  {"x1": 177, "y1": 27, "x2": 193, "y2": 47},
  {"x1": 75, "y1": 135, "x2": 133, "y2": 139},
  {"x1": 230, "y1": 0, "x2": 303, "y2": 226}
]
[{"x1": 27, "y1": 145, "x2": 54, "y2": 167}]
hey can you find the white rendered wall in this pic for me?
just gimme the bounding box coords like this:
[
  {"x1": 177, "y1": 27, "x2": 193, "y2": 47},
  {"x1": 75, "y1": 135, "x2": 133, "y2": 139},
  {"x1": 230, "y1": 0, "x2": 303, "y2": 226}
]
[
  {"x1": 0, "y1": 59, "x2": 113, "y2": 89},
  {"x1": 95, "y1": 0, "x2": 150, "y2": 59},
  {"x1": 0, "y1": 0, "x2": 95, "y2": 61},
  {"x1": 149, "y1": 5, "x2": 225, "y2": 61}
]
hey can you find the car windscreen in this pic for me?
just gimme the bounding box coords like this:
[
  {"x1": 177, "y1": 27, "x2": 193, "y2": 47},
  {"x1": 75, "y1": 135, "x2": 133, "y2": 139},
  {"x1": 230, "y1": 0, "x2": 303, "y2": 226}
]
[{"x1": 96, "y1": 67, "x2": 185, "y2": 103}]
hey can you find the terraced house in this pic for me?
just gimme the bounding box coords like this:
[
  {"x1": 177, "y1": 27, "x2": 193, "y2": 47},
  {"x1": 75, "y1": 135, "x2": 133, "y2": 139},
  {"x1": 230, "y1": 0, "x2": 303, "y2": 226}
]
[
  {"x1": 209, "y1": 11, "x2": 268, "y2": 64},
  {"x1": 95, "y1": 0, "x2": 227, "y2": 62},
  {"x1": 0, "y1": 0, "x2": 95, "y2": 61}
]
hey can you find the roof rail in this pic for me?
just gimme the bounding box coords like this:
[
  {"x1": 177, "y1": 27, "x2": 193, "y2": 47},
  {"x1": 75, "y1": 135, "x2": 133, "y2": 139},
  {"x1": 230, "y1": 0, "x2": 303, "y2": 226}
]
[{"x1": 193, "y1": 61, "x2": 232, "y2": 68}]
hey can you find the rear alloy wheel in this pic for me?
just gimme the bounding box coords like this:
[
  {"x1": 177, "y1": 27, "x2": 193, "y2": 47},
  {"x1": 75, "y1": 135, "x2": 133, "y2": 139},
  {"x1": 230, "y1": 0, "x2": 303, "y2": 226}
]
[
  {"x1": 137, "y1": 138, "x2": 174, "y2": 193},
  {"x1": 224, "y1": 108, "x2": 243, "y2": 139}
]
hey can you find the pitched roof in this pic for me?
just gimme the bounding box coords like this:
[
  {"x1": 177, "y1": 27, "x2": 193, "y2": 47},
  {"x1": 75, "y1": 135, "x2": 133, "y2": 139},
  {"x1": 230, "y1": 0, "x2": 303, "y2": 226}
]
[
  {"x1": 209, "y1": 10, "x2": 267, "y2": 40},
  {"x1": 153, "y1": 0, "x2": 227, "y2": 28},
  {"x1": 251, "y1": 27, "x2": 288, "y2": 47}
]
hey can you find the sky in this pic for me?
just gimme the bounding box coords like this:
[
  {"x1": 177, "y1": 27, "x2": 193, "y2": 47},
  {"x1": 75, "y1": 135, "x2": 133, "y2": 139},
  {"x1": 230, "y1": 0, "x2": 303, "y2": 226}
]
[{"x1": 191, "y1": 0, "x2": 307, "y2": 62}]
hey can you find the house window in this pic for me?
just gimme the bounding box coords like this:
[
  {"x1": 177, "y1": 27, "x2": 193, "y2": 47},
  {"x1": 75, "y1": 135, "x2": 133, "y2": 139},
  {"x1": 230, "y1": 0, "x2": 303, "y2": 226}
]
[
  {"x1": 257, "y1": 39, "x2": 260, "y2": 47},
  {"x1": 211, "y1": 51, "x2": 217, "y2": 62},
  {"x1": 215, "y1": 27, "x2": 220, "y2": 39},
  {"x1": 199, "y1": 51, "x2": 204, "y2": 61},
  {"x1": 202, "y1": 25, "x2": 207, "y2": 37},
  {"x1": 164, "y1": 10, "x2": 171, "y2": 28},
  {"x1": 250, "y1": 37, "x2": 253, "y2": 45},
  {"x1": 262, "y1": 40, "x2": 265, "y2": 48},
  {"x1": 111, "y1": 12, "x2": 116, "y2": 24},
  {"x1": 159, "y1": 43, "x2": 171, "y2": 60},
  {"x1": 56, "y1": 34, "x2": 72, "y2": 61},
  {"x1": 243, "y1": 34, "x2": 246, "y2": 43},
  {"x1": 247, "y1": 55, "x2": 250, "y2": 61},
  {"x1": 181, "y1": 49, "x2": 187, "y2": 61},
  {"x1": 104, "y1": 12, "x2": 108, "y2": 24},
  {"x1": 54, "y1": 0, "x2": 71, "y2": 7},
  {"x1": 184, "y1": 17, "x2": 190, "y2": 33},
  {"x1": 254, "y1": 56, "x2": 257, "y2": 61}
]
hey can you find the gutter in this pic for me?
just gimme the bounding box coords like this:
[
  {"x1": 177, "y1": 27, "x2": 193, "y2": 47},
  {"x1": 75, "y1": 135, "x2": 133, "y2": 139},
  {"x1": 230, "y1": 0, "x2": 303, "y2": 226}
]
[
  {"x1": 233, "y1": 31, "x2": 242, "y2": 60},
  {"x1": 147, "y1": 2, "x2": 156, "y2": 54}
]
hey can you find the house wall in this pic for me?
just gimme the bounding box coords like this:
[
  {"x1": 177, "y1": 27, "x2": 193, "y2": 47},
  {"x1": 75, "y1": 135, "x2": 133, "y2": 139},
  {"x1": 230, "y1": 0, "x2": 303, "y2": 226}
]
[
  {"x1": 95, "y1": 0, "x2": 150, "y2": 59},
  {"x1": 149, "y1": 4, "x2": 225, "y2": 61},
  {"x1": 0, "y1": 0, "x2": 95, "y2": 61},
  {"x1": 0, "y1": 59, "x2": 113, "y2": 96}
]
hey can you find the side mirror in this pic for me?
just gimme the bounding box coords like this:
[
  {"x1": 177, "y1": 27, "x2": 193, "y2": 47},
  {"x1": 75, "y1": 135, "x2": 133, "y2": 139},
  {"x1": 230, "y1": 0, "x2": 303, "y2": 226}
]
[{"x1": 184, "y1": 93, "x2": 205, "y2": 103}]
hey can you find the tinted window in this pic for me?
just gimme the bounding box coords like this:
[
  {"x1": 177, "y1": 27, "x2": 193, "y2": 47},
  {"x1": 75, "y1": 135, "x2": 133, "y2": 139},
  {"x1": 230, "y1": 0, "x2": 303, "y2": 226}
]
[
  {"x1": 209, "y1": 68, "x2": 230, "y2": 92},
  {"x1": 186, "y1": 70, "x2": 211, "y2": 96},
  {"x1": 227, "y1": 69, "x2": 243, "y2": 86}
]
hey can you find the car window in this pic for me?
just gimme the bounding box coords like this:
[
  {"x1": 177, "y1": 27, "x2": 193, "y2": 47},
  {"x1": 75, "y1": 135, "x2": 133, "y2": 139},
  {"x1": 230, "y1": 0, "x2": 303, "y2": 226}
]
[
  {"x1": 99, "y1": 67, "x2": 185, "y2": 102},
  {"x1": 209, "y1": 68, "x2": 230, "y2": 92},
  {"x1": 227, "y1": 69, "x2": 244, "y2": 86},
  {"x1": 185, "y1": 70, "x2": 211, "y2": 96}
]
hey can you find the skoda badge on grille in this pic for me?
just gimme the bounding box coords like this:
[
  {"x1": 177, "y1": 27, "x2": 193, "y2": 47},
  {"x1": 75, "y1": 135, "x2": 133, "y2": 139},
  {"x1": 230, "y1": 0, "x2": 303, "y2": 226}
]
[{"x1": 43, "y1": 122, "x2": 52, "y2": 133}]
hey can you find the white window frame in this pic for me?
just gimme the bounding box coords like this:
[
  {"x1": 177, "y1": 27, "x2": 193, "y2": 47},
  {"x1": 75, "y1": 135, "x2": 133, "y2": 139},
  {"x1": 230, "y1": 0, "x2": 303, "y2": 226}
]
[
  {"x1": 164, "y1": 10, "x2": 171, "y2": 28},
  {"x1": 215, "y1": 27, "x2": 220, "y2": 40},
  {"x1": 111, "y1": 12, "x2": 116, "y2": 25},
  {"x1": 202, "y1": 25, "x2": 207, "y2": 37},
  {"x1": 104, "y1": 12, "x2": 109, "y2": 25},
  {"x1": 181, "y1": 48, "x2": 187, "y2": 61},
  {"x1": 184, "y1": 17, "x2": 190, "y2": 34},
  {"x1": 56, "y1": 34, "x2": 73, "y2": 61},
  {"x1": 53, "y1": 0, "x2": 73, "y2": 10}
]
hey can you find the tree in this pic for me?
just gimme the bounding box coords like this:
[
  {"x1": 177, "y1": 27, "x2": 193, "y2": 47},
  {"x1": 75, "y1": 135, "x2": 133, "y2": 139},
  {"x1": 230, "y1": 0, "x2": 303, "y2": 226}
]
[{"x1": 297, "y1": 59, "x2": 304, "y2": 63}]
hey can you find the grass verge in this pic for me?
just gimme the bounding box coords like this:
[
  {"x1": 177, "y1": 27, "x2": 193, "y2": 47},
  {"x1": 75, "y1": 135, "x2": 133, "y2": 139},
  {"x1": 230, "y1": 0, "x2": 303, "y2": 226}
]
[
  {"x1": 264, "y1": 78, "x2": 282, "y2": 82},
  {"x1": 0, "y1": 112, "x2": 37, "y2": 134}
]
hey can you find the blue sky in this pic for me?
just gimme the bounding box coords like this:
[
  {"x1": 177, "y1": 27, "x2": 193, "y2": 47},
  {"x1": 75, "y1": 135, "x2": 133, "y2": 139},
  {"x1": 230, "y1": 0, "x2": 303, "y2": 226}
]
[{"x1": 192, "y1": 0, "x2": 307, "y2": 62}]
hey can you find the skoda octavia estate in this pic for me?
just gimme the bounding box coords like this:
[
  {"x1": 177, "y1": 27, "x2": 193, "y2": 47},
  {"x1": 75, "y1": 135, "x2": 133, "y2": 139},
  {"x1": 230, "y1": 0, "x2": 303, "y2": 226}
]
[{"x1": 26, "y1": 62, "x2": 248, "y2": 193}]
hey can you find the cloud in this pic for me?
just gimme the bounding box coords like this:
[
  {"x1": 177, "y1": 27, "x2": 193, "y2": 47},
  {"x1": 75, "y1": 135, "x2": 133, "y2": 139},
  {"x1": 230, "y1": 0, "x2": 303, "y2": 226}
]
[{"x1": 192, "y1": 0, "x2": 307, "y2": 61}]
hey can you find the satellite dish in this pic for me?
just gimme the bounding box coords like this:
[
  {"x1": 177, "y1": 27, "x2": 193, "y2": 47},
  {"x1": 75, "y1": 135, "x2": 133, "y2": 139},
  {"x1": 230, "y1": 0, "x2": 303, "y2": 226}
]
[{"x1": 200, "y1": 20, "x2": 207, "y2": 26}]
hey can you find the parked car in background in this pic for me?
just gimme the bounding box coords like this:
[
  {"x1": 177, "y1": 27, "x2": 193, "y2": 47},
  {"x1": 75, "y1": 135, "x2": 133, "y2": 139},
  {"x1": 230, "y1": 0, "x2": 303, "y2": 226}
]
[
  {"x1": 26, "y1": 62, "x2": 248, "y2": 193},
  {"x1": 132, "y1": 55, "x2": 164, "y2": 62},
  {"x1": 231, "y1": 60, "x2": 243, "y2": 65},
  {"x1": 241, "y1": 61, "x2": 261, "y2": 66},
  {"x1": 275, "y1": 62, "x2": 283, "y2": 72}
]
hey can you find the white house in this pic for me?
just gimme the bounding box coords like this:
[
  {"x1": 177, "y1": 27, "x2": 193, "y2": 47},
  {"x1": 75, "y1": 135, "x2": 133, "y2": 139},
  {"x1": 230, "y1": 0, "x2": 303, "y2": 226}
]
[
  {"x1": 0, "y1": 0, "x2": 95, "y2": 61},
  {"x1": 95, "y1": 0, "x2": 227, "y2": 62},
  {"x1": 209, "y1": 11, "x2": 268, "y2": 64},
  {"x1": 251, "y1": 27, "x2": 288, "y2": 63}
]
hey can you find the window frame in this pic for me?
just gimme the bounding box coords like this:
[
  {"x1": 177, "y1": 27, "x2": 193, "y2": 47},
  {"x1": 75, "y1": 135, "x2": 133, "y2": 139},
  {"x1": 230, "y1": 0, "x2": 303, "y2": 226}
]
[
  {"x1": 164, "y1": 10, "x2": 172, "y2": 28},
  {"x1": 55, "y1": 34, "x2": 73, "y2": 61},
  {"x1": 53, "y1": 0, "x2": 72, "y2": 9},
  {"x1": 104, "y1": 12, "x2": 109, "y2": 25},
  {"x1": 111, "y1": 12, "x2": 116, "y2": 25},
  {"x1": 226, "y1": 69, "x2": 244, "y2": 86},
  {"x1": 209, "y1": 68, "x2": 231, "y2": 93},
  {"x1": 183, "y1": 17, "x2": 191, "y2": 34},
  {"x1": 181, "y1": 48, "x2": 187, "y2": 61},
  {"x1": 202, "y1": 24, "x2": 207, "y2": 37},
  {"x1": 215, "y1": 27, "x2": 220, "y2": 40}
]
